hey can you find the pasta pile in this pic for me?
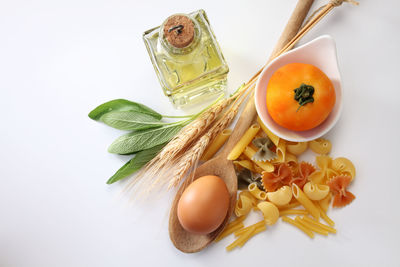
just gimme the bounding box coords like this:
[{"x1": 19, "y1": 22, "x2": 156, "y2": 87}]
[{"x1": 214, "y1": 117, "x2": 356, "y2": 251}]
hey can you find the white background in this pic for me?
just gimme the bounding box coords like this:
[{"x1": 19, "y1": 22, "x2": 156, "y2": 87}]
[{"x1": 1, "y1": 0, "x2": 399, "y2": 266}]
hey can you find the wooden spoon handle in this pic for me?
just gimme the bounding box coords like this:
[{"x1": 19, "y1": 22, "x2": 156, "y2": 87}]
[{"x1": 220, "y1": 0, "x2": 315, "y2": 157}]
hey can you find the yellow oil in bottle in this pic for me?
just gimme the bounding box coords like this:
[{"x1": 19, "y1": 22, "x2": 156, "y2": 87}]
[{"x1": 143, "y1": 10, "x2": 229, "y2": 108}]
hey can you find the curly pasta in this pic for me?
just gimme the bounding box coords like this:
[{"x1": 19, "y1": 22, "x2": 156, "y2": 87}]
[
  {"x1": 309, "y1": 139, "x2": 332, "y2": 154},
  {"x1": 266, "y1": 185, "x2": 292, "y2": 206},
  {"x1": 303, "y1": 182, "x2": 330, "y2": 201},
  {"x1": 257, "y1": 201, "x2": 279, "y2": 225},
  {"x1": 286, "y1": 142, "x2": 308, "y2": 156}
]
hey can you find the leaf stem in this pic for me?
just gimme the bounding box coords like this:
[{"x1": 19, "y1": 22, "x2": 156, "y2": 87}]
[{"x1": 162, "y1": 114, "x2": 194, "y2": 119}]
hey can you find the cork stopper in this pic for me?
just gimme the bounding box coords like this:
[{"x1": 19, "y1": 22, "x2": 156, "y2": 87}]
[{"x1": 163, "y1": 15, "x2": 195, "y2": 48}]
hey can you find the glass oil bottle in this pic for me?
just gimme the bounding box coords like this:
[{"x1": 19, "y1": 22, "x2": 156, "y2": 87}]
[{"x1": 143, "y1": 9, "x2": 229, "y2": 108}]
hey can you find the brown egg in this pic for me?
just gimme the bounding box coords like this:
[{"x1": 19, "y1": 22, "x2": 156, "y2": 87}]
[{"x1": 177, "y1": 175, "x2": 230, "y2": 235}]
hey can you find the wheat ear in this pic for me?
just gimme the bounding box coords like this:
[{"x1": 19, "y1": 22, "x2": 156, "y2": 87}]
[{"x1": 167, "y1": 86, "x2": 251, "y2": 189}]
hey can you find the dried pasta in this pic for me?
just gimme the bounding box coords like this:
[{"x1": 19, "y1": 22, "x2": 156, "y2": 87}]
[
  {"x1": 222, "y1": 123, "x2": 355, "y2": 249},
  {"x1": 266, "y1": 185, "x2": 292, "y2": 206},
  {"x1": 309, "y1": 138, "x2": 332, "y2": 154},
  {"x1": 285, "y1": 152, "x2": 298, "y2": 165},
  {"x1": 278, "y1": 200, "x2": 301, "y2": 210},
  {"x1": 275, "y1": 139, "x2": 286, "y2": 163},
  {"x1": 292, "y1": 184, "x2": 320, "y2": 220},
  {"x1": 215, "y1": 222, "x2": 244, "y2": 242},
  {"x1": 226, "y1": 226, "x2": 256, "y2": 251},
  {"x1": 332, "y1": 157, "x2": 356, "y2": 180},
  {"x1": 233, "y1": 160, "x2": 257, "y2": 173},
  {"x1": 302, "y1": 215, "x2": 336, "y2": 233},
  {"x1": 308, "y1": 170, "x2": 325, "y2": 184},
  {"x1": 295, "y1": 217, "x2": 329, "y2": 236},
  {"x1": 286, "y1": 142, "x2": 308, "y2": 156},
  {"x1": 235, "y1": 193, "x2": 253, "y2": 217},
  {"x1": 239, "y1": 190, "x2": 258, "y2": 206},
  {"x1": 234, "y1": 220, "x2": 266, "y2": 236},
  {"x1": 248, "y1": 183, "x2": 267, "y2": 200},
  {"x1": 227, "y1": 124, "x2": 260, "y2": 160},
  {"x1": 314, "y1": 202, "x2": 335, "y2": 226},
  {"x1": 303, "y1": 182, "x2": 330, "y2": 201},
  {"x1": 257, "y1": 116, "x2": 279, "y2": 146},
  {"x1": 281, "y1": 216, "x2": 314, "y2": 238},
  {"x1": 316, "y1": 155, "x2": 332, "y2": 172},
  {"x1": 279, "y1": 209, "x2": 308, "y2": 216},
  {"x1": 201, "y1": 129, "x2": 232, "y2": 161},
  {"x1": 318, "y1": 192, "x2": 332, "y2": 212},
  {"x1": 243, "y1": 146, "x2": 274, "y2": 172},
  {"x1": 257, "y1": 201, "x2": 279, "y2": 225}
]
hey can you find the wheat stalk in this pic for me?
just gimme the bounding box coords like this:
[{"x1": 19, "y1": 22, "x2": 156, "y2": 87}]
[
  {"x1": 167, "y1": 85, "x2": 253, "y2": 189},
  {"x1": 123, "y1": 92, "x2": 238, "y2": 196}
]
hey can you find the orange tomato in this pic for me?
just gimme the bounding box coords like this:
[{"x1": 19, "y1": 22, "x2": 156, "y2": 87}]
[{"x1": 266, "y1": 63, "x2": 336, "y2": 131}]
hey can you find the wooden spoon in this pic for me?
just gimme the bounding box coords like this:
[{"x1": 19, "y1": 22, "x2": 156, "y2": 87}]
[{"x1": 169, "y1": 0, "x2": 315, "y2": 253}]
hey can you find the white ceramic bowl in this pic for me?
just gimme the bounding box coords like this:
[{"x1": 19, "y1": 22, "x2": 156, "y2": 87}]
[{"x1": 255, "y1": 35, "x2": 343, "y2": 142}]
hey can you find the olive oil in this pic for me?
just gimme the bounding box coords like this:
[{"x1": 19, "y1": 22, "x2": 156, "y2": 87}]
[{"x1": 143, "y1": 10, "x2": 229, "y2": 108}]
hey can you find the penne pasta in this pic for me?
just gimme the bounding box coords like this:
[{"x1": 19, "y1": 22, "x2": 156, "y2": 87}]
[
  {"x1": 243, "y1": 146, "x2": 274, "y2": 172},
  {"x1": 292, "y1": 184, "x2": 320, "y2": 220},
  {"x1": 248, "y1": 183, "x2": 267, "y2": 200},
  {"x1": 238, "y1": 226, "x2": 267, "y2": 247},
  {"x1": 318, "y1": 192, "x2": 332, "y2": 213},
  {"x1": 233, "y1": 160, "x2": 258, "y2": 173},
  {"x1": 274, "y1": 139, "x2": 286, "y2": 163},
  {"x1": 226, "y1": 215, "x2": 246, "y2": 230},
  {"x1": 281, "y1": 216, "x2": 314, "y2": 238},
  {"x1": 227, "y1": 124, "x2": 260, "y2": 160},
  {"x1": 257, "y1": 116, "x2": 280, "y2": 146},
  {"x1": 234, "y1": 220, "x2": 266, "y2": 236},
  {"x1": 296, "y1": 217, "x2": 329, "y2": 236},
  {"x1": 215, "y1": 222, "x2": 244, "y2": 242},
  {"x1": 279, "y1": 209, "x2": 308, "y2": 216},
  {"x1": 302, "y1": 216, "x2": 336, "y2": 234},
  {"x1": 201, "y1": 129, "x2": 232, "y2": 161},
  {"x1": 226, "y1": 226, "x2": 256, "y2": 251},
  {"x1": 314, "y1": 202, "x2": 335, "y2": 226}
]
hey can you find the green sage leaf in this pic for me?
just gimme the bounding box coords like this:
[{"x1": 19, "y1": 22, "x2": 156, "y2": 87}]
[
  {"x1": 106, "y1": 143, "x2": 166, "y2": 184},
  {"x1": 88, "y1": 99, "x2": 162, "y2": 121},
  {"x1": 101, "y1": 111, "x2": 163, "y2": 131},
  {"x1": 108, "y1": 124, "x2": 182, "y2": 154}
]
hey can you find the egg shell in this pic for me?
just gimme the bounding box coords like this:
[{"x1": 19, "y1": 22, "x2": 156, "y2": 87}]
[{"x1": 177, "y1": 175, "x2": 230, "y2": 235}]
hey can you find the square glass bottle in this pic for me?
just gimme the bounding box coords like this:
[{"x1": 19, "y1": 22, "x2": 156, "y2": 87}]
[{"x1": 143, "y1": 9, "x2": 229, "y2": 108}]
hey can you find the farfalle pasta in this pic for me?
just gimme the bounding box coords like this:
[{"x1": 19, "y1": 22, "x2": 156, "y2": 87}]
[
  {"x1": 332, "y1": 157, "x2": 356, "y2": 180},
  {"x1": 261, "y1": 163, "x2": 292, "y2": 191},
  {"x1": 290, "y1": 162, "x2": 315, "y2": 188}
]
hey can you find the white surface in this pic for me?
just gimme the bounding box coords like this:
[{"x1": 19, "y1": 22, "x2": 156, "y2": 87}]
[{"x1": 1, "y1": 1, "x2": 399, "y2": 266}]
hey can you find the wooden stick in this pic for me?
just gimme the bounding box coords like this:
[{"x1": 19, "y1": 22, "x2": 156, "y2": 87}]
[{"x1": 219, "y1": 0, "x2": 315, "y2": 158}]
